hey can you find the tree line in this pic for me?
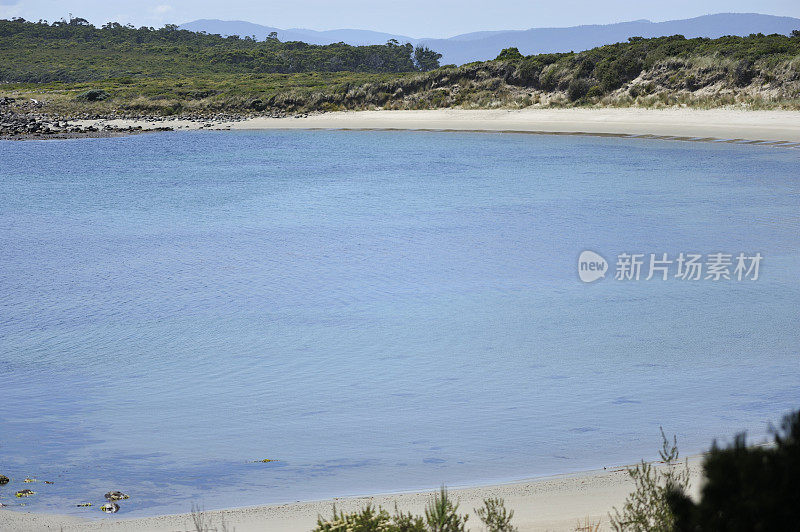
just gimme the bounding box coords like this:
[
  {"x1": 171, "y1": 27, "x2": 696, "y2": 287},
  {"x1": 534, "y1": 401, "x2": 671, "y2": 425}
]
[{"x1": 0, "y1": 17, "x2": 442, "y2": 82}]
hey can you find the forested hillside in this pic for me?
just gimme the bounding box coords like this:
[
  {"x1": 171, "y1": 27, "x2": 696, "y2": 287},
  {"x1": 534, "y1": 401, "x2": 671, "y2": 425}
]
[
  {"x1": 0, "y1": 17, "x2": 442, "y2": 82},
  {"x1": 1, "y1": 19, "x2": 799, "y2": 116}
]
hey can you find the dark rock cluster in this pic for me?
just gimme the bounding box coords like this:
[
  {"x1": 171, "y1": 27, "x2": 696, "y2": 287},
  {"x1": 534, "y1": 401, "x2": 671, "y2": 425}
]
[{"x1": 0, "y1": 97, "x2": 172, "y2": 140}]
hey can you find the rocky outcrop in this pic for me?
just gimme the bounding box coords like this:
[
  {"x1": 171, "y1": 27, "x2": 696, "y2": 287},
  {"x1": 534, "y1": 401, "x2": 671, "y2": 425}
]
[{"x1": 0, "y1": 97, "x2": 173, "y2": 139}]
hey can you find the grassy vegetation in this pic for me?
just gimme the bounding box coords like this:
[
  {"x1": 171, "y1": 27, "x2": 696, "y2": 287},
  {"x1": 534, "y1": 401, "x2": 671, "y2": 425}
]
[
  {"x1": 2, "y1": 19, "x2": 800, "y2": 117},
  {"x1": 313, "y1": 488, "x2": 475, "y2": 532},
  {"x1": 609, "y1": 429, "x2": 690, "y2": 532},
  {"x1": 1, "y1": 72, "x2": 421, "y2": 117}
]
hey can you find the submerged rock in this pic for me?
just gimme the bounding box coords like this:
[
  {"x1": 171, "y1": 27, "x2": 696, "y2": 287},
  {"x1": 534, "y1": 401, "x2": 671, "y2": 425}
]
[
  {"x1": 253, "y1": 458, "x2": 277, "y2": 463},
  {"x1": 100, "y1": 502, "x2": 120, "y2": 513},
  {"x1": 15, "y1": 489, "x2": 35, "y2": 498},
  {"x1": 104, "y1": 491, "x2": 129, "y2": 501},
  {"x1": 77, "y1": 502, "x2": 92, "y2": 508},
  {"x1": 0, "y1": 475, "x2": 9, "y2": 485},
  {"x1": 23, "y1": 478, "x2": 36, "y2": 483}
]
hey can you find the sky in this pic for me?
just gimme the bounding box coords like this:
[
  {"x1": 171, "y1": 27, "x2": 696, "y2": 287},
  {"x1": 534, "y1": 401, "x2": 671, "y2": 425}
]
[{"x1": 1, "y1": 0, "x2": 799, "y2": 38}]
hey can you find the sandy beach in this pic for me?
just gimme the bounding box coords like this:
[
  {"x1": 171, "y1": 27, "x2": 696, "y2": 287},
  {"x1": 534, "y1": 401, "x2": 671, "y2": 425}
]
[
  {"x1": 0, "y1": 456, "x2": 703, "y2": 532},
  {"x1": 80, "y1": 108, "x2": 800, "y2": 144}
]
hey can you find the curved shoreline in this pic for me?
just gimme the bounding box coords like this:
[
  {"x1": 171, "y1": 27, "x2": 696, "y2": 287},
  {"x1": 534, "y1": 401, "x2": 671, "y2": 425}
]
[
  {"x1": 0, "y1": 455, "x2": 704, "y2": 532},
  {"x1": 77, "y1": 108, "x2": 800, "y2": 146},
  {"x1": 1, "y1": 108, "x2": 787, "y2": 530}
]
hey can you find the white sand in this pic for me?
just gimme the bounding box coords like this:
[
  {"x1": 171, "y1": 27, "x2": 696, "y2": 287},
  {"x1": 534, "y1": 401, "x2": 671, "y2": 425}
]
[
  {"x1": 0, "y1": 456, "x2": 703, "y2": 532},
  {"x1": 84, "y1": 108, "x2": 800, "y2": 143}
]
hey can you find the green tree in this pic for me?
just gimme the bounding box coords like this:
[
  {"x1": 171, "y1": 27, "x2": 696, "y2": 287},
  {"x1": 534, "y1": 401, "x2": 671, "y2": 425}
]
[
  {"x1": 496, "y1": 47, "x2": 523, "y2": 61},
  {"x1": 414, "y1": 45, "x2": 442, "y2": 71}
]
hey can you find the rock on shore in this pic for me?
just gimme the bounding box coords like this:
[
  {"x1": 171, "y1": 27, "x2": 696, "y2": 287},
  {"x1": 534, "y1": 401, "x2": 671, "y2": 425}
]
[{"x1": 0, "y1": 97, "x2": 172, "y2": 139}]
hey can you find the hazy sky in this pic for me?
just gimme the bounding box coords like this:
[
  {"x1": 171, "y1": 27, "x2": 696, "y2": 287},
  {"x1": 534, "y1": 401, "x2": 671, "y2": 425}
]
[{"x1": 1, "y1": 0, "x2": 799, "y2": 38}]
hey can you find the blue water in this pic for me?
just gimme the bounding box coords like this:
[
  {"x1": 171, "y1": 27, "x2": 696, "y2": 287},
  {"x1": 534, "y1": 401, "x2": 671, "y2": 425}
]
[{"x1": 0, "y1": 130, "x2": 799, "y2": 517}]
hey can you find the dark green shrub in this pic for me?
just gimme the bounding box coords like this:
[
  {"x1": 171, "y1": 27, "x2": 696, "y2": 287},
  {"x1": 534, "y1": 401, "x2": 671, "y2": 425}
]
[
  {"x1": 76, "y1": 89, "x2": 109, "y2": 101},
  {"x1": 731, "y1": 60, "x2": 756, "y2": 86},
  {"x1": 668, "y1": 409, "x2": 800, "y2": 531},
  {"x1": 513, "y1": 60, "x2": 543, "y2": 87},
  {"x1": 496, "y1": 47, "x2": 524, "y2": 61},
  {"x1": 539, "y1": 67, "x2": 560, "y2": 91},
  {"x1": 586, "y1": 85, "x2": 604, "y2": 98},
  {"x1": 567, "y1": 78, "x2": 591, "y2": 101}
]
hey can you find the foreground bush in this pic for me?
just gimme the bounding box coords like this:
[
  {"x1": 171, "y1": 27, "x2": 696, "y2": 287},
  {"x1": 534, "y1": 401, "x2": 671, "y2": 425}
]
[
  {"x1": 475, "y1": 497, "x2": 517, "y2": 532},
  {"x1": 314, "y1": 504, "x2": 404, "y2": 532},
  {"x1": 313, "y1": 487, "x2": 482, "y2": 532},
  {"x1": 609, "y1": 429, "x2": 690, "y2": 532},
  {"x1": 667, "y1": 409, "x2": 800, "y2": 531}
]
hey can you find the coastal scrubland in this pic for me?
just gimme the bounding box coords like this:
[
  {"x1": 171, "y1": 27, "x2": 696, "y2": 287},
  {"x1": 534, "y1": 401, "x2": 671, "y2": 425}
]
[{"x1": 2, "y1": 17, "x2": 800, "y2": 119}]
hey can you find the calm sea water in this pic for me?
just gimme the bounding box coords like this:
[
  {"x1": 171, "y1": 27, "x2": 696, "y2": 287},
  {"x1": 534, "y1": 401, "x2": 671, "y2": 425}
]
[{"x1": 1, "y1": 130, "x2": 799, "y2": 517}]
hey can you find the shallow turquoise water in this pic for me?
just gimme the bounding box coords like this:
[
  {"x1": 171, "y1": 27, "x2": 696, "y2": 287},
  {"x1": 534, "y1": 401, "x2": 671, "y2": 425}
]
[{"x1": 0, "y1": 130, "x2": 798, "y2": 516}]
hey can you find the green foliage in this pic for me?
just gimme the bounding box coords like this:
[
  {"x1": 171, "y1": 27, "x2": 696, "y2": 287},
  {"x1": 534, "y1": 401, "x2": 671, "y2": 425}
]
[
  {"x1": 392, "y1": 506, "x2": 427, "y2": 532},
  {"x1": 475, "y1": 498, "x2": 517, "y2": 532},
  {"x1": 0, "y1": 18, "x2": 429, "y2": 82},
  {"x1": 668, "y1": 409, "x2": 800, "y2": 531},
  {"x1": 567, "y1": 78, "x2": 591, "y2": 101},
  {"x1": 585, "y1": 85, "x2": 604, "y2": 99},
  {"x1": 413, "y1": 46, "x2": 442, "y2": 72},
  {"x1": 496, "y1": 48, "x2": 523, "y2": 61},
  {"x1": 609, "y1": 428, "x2": 690, "y2": 532},
  {"x1": 312, "y1": 501, "x2": 443, "y2": 532},
  {"x1": 75, "y1": 88, "x2": 109, "y2": 101},
  {"x1": 425, "y1": 487, "x2": 468, "y2": 532},
  {"x1": 508, "y1": 33, "x2": 800, "y2": 94},
  {"x1": 731, "y1": 59, "x2": 755, "y2": 86},
  {"x1": 3, "y1": 29, "x2": 799, "y2": 114},
  {"x1": 314, "y1": 504, "x2": 393, "y2": 532}
]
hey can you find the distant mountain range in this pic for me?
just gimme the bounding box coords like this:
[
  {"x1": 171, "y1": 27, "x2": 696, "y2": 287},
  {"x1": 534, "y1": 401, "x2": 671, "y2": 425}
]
[{"x1": 180, "y1": 13, "x2": 800, "y2": 65}]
